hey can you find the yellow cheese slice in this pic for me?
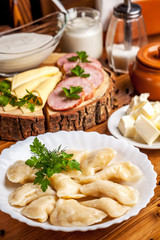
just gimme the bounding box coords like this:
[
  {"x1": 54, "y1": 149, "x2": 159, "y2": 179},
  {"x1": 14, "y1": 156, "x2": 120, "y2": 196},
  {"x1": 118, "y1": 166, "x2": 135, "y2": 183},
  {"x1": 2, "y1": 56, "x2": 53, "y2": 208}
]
[
  {"x1": 5, "y1": 77, "x2": 13, "y2": 82},
  {"x1": 12, "y1": 66, "x2": 59, "y2": 90},
  {"x1": 14, "y1": 76, "x2": 50, "y2": 98},
  {"x1": 3, "y1": 104, "x2": 18, "y2": 112},
  {"x1": 20, "y1": 71, "x2": 62, "y2": 113}
]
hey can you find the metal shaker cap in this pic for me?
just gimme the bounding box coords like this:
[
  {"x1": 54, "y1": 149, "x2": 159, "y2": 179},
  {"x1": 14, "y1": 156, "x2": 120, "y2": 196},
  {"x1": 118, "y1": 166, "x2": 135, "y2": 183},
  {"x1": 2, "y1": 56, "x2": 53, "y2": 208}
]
[{"x1": 114, "y1": 3, "x2": 141, "y2": 19}]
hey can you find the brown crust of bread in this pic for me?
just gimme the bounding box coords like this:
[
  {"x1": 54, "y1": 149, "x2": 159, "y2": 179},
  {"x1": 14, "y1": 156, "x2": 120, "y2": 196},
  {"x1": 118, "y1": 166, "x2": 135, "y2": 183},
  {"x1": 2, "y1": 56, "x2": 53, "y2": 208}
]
[{"x1": 0, "y1": 112, "x2": 45, "y2": 141}]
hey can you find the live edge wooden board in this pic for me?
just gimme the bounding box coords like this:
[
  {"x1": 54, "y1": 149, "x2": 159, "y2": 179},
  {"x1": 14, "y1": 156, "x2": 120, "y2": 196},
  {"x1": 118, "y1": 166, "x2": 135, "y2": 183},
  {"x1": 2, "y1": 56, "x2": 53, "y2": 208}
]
[{"x1": 0, "y1": 53, "x2": 115, "y2": 141}]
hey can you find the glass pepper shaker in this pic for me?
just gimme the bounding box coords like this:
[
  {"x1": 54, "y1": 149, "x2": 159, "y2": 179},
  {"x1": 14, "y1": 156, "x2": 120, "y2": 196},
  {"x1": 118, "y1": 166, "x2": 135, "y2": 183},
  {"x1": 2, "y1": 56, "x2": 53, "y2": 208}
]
[{"x1": 105, "y1": 0, "x2": 147, "y2": 73}]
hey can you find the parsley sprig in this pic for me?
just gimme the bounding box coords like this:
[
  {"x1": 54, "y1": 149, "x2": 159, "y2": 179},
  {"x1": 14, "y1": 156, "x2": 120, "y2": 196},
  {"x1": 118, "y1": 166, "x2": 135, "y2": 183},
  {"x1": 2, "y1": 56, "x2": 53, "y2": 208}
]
[
  {"x1": 0, "y1": 80, "x2": 12, "y2": 106},
  {"x1": 18, "y1": 90, "x2": 42, "y2": 112},
  {"x1": 0, "y1": 80, "x2": 42, "y2": 112},
  {"x1": 71, "y1": 65, "x2": 90, "y2": 78},
  {"x1": 0, "y1": 80, "x2": 11, "y2": 91},
  {"x1": 62, "y1": 86, "x2": 83, "y2": 99},
  {"x1": 25, "y1": 137, "x2": 81, "y2": 192},
  {"x1": 68, "y1": 51, "x2": 90, "y2": 63},
  {"x1": 0, "y1": 80, "x2": 17, "y2": 107}
]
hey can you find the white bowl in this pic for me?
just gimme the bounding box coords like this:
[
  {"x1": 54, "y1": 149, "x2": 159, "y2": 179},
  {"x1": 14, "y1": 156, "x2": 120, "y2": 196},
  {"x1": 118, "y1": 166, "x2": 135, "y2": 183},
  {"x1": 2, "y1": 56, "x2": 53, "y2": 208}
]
[
  {"x1": 0, "y1": 131, "x2": 157, "y2": 232},
  {"x1": 0, "y1": 12, "x2": 67, "y2": 75}
]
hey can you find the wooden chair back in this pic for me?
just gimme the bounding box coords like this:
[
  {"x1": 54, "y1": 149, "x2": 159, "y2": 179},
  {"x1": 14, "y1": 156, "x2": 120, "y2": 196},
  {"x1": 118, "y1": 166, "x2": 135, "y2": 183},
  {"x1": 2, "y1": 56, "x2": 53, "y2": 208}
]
[{"x1": 9, "y1": 0, "x2": 33, "y2": 27}]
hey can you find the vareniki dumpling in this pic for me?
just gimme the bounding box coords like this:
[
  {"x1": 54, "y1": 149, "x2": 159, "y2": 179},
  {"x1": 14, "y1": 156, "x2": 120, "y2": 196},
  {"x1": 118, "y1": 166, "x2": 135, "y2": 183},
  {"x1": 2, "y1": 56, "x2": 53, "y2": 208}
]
[
  {"x1": 65, "y1": 149, "x2": 89, "y2": 163},
  {"x1": 9, "y1": 183, "x2": 55, "y2": 206},
  {"x1": 21, "y1": 195, "x2": 56, "y2": 222},
  {"x1": 50, "y1": 198, "x2": 107, "y2": 227},
  {"x1": 7, "y1": 160, "x2": 36, "y2": 184},
  {"x1": 61, "y1": 150, "x2": 89, "y2": 179},
  {"x1": 81, "y1": 197, "x2": 130, "y2": 218},
  {"x1": 50, "y1": 173, "x2": 85, "y2": 198},
  {"x1": 80, "y1": 180, "x2": 139, "y2": 206},
  {"x1": 6, "y1": 146, "x2": 142, "y2": 228},
  {"x1": 80, "y1": 161, "x2": 143, "y2": 184},
  {"x1": 80, "y1": 148, "x2": 116, "y2": 176}
]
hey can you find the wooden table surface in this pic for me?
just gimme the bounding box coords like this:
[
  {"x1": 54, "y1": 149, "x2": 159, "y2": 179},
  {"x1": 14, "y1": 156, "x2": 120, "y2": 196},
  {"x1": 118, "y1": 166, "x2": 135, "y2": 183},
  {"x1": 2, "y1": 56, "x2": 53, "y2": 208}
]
[
  {"x1": 1, "y1": 36, "x2": 160, "y2": 240},
  {"x1": 0, "y1": 73, "x2": 160, "y2": 240}
]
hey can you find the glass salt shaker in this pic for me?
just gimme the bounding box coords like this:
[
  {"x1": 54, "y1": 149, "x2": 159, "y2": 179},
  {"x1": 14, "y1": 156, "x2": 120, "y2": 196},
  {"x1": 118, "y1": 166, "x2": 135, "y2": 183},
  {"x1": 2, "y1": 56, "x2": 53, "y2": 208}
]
[
  {"x1": 62, "y1": 7, "x2": 103, "y2": 59},
  {"x1": 105, "y1": 0, "x2": 147, "y2": 73}
]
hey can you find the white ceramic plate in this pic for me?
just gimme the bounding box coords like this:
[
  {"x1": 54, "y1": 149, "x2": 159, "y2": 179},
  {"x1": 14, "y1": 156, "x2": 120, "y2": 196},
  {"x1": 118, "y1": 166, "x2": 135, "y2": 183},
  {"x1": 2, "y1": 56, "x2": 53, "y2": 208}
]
[
  {"x1": 108, "y1": 105, "x2": 160, "y2": 149},
  {"x1": 0, "y1": 131, "x2": 157, "y2": 232}
]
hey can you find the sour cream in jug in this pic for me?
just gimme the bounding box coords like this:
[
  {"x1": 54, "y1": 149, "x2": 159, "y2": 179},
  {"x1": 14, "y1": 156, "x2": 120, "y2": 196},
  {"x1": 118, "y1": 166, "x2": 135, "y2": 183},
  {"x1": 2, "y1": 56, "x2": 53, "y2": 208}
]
[{"x1": 62, "y1": 8, "x2": 103, "y2": 59}]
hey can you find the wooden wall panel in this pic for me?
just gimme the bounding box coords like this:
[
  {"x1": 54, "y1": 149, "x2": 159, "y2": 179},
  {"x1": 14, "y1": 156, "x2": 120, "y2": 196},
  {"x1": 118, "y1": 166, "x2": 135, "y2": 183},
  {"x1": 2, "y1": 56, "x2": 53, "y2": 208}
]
[
  {"x1": 40, "y1": 0, "x2": 95, "y2": 16},
  {"x1": 9, "y1": 0, "x2": 33, "y2": 27}
]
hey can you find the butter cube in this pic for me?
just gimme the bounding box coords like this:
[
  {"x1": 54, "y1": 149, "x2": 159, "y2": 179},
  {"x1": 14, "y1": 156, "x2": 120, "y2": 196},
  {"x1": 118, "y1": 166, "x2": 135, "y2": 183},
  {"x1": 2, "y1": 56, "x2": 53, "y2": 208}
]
[
  {"x1": 134, "y1": 133, "x2": 146, "y2": 144},
  {"x1": 139, "y1": 93, "x2": 150, "y2": 101},
  {"x1": 118, "y1": 115, "x2": 136, "y2": 138},
  {"x1": 134, "y1": 115, "x2": 160, "y2": 145},
  {"x1": 150, "y1": 113, "x2": 160, "y2": 130},
  {"x1": 152, "y1": 101, "x2": 160, "y2": 113},
  {"x1": 127, "y1": 93, "x2": 149, "y2": 114},
  {"x1": 132, "y1": 102, "x2": 155, "y2": 120}
]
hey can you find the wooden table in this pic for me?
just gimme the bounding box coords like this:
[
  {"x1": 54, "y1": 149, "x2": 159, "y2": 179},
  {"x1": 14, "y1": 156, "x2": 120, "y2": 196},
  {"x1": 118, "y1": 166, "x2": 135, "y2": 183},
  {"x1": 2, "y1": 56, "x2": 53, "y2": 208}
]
[
  {"x1": 0, "y1": 72, "x2": 160, "y2": 240},
  {"x1": 1, "y1": 33, "x2": 160, "y2": 239}
]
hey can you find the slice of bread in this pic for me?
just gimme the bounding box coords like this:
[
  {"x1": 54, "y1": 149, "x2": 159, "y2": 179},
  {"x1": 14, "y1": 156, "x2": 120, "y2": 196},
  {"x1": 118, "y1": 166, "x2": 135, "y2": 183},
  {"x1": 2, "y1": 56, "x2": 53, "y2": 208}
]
[
  {"x1": 0, "y1": 54, "x2": 115, "y2": 141},
  {"x1": 44, "y1": 69, "x2": 115, "y2": 132}
]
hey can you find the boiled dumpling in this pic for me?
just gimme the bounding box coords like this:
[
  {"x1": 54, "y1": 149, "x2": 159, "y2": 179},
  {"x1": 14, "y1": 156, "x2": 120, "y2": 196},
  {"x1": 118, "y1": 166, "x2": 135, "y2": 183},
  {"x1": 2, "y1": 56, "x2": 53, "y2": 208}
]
[
  {"x1": 7, "y1": 160, "x2": 36, "y2": 184},
  {"x1": 21, "y1": 195, "x2": 56, "y2": 222},
  {"x1": 61, "y1": 150, "x2": 89, "y2": 179},
  {"x1": 50, "y1": 173, "x2": 85, "y2": 198},
  {"x1": 80, "y1": 161, "x2": 143, "y2": 184},
  {"x1": 50, "y1": 198, "x2": 107, "y2": 227},
  {"x1": 65, "y1": 149, "x2": 89, "y2": 163},
  {"x1": 61, "y1": 168, "x2": 82, "y2": 180},
  {"x1": 80, "y1": 148, "x2": 116, "y2": 176},
  {"x1": 81, "y1": 197, "x2": 130, "y2": 218},
  {"x1": 9, "y1": 183, "x2": 55, "y2": 206},
  {"x1": 80, "y1": 180, "x2": 139, "y2": 206}
]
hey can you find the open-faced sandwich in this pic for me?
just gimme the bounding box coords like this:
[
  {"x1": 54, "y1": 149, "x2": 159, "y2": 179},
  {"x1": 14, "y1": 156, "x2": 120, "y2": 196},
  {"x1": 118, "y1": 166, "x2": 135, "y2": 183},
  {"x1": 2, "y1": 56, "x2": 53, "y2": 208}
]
[{"x1": 0, "y1": 51, "x2": 115, "y2": 140}]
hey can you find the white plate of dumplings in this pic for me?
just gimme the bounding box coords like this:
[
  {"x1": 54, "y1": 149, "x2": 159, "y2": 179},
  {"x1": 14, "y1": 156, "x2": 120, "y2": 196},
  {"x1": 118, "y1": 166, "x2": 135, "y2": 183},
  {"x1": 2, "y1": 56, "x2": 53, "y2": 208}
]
[{"x1": 0, "y1": 131, "x2": 157, "y2": 232}]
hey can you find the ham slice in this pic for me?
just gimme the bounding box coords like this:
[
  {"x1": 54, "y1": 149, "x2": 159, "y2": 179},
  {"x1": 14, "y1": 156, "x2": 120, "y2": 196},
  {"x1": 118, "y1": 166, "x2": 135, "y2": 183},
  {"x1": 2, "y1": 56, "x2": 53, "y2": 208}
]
[
  {"x1": 57, "y1": 53, "x2": 102, "y2": 72},
  {"x1": 65, "y1": 64, "x2": 104, "y2": 89},
  {"x1": 81, "y1": 65, "x2": 104, "y2": 89},
  {"x1": 63, "y1": 59, "x2": 102, "y2": 72},
  {"x1": 47, "y1": 77, "x2": 94, "y2": 111},
  {"x1": 57, "y1": 53, "x2": 77, "y2": 69}
]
